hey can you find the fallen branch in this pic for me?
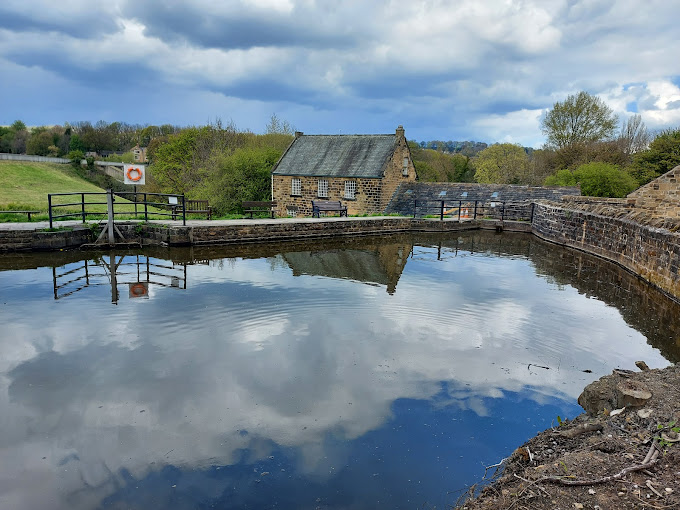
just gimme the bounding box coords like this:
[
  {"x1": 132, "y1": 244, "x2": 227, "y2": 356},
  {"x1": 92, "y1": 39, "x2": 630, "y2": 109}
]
[
  {"x1": 537, "y1": 450, "x2": 659, "y2": 486},
  {"x1": 557, "y1": 422, "x2": 603, "y2": 438}
]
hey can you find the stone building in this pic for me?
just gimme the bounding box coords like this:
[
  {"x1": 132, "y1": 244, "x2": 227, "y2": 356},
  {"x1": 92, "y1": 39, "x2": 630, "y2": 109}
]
[{"x1": 271, "y1": 126, "x2": 416, "y2": 217}]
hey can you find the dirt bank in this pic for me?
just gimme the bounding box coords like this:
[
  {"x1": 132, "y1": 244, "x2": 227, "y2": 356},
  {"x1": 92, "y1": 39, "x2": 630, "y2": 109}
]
[{"x1": 457, "y1": 363, "x2": 680, "y2": 510}]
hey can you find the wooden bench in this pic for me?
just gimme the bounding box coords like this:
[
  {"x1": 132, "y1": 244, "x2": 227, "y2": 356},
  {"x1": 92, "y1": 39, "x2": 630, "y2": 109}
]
[
  {"x1": 0, "y1": 210, "x2": 40, "y2": 221},
  {"x1": 311, "y1": 200, "x2": 347, "y2": 218},
  {"x1": 171, "y1": 199, "x2": 212, "y2": 220},
  {"x1": 242, "y1": 201, "x2": 276, "y2": 218}
]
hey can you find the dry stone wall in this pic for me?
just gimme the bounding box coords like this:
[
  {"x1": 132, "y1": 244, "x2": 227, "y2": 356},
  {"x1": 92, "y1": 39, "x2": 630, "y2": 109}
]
[{"x1": 532, "y1": 202, "x2": 680, "y2": 300}]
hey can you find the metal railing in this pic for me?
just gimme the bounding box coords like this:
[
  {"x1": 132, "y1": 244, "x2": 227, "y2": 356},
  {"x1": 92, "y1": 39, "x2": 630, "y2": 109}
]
[
  {"x1": 413, "y1": 200, "x2": 535, "y2": 222},
  {"x1": 48, "y1": 190, "x2": 187, "y2": 228}
]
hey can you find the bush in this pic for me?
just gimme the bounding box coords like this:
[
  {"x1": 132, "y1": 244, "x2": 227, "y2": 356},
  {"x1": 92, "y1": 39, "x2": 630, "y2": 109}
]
[
  {"x1": 544, "y1": 162, "x2": 637, "y2": 197},
  {"x1": 68, "y1": 150, "x2": 84, "y2": 168}
]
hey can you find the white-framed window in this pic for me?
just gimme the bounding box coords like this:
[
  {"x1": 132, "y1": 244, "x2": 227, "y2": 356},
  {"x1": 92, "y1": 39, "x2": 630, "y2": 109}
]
[
  {"x1": 402, "y1": 156, "x2": 409, "y2": 176},
  {"x1": 344, "y1": 181, "x2": 356, "y2": 199},
  {"x1": 291, "y1": 178, "x2": 301, "y2": 196},
  {"x1": 318, "y1": 179, "x2": 329, "y2": 198}
]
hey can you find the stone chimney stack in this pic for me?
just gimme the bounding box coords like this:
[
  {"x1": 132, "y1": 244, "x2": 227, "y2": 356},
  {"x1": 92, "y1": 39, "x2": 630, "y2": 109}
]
[
  {"x1": 396, "y1": 125, "x2": 405, "y2": 139},
  {"x1": 295, "y1": 131, "x2": 303, "y2": 139}
]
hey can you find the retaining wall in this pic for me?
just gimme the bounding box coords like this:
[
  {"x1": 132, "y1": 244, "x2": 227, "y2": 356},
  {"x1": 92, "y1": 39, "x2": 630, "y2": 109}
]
[{"x1": 532, "y1": 202, "x2": 680, "y2": 300}]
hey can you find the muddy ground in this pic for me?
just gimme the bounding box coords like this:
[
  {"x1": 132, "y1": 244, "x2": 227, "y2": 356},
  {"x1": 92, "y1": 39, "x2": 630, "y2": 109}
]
[{"x1": 456, "y1": 364, "x2": 679, "y2": 510}]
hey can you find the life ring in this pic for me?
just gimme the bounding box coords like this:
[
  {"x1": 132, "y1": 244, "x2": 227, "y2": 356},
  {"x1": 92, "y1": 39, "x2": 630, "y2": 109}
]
[
  {"x1": 126, "y1": 167, "x2": 143, "y2": 182},
  {"x1": 130, "y1": 283, "x2": 147, "y2": 296}
]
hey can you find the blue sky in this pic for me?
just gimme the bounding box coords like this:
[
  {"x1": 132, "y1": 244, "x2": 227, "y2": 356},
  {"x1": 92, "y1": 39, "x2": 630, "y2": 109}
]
[{"x1": 1, "y1": 0, "x2": 679, "y2": 148}]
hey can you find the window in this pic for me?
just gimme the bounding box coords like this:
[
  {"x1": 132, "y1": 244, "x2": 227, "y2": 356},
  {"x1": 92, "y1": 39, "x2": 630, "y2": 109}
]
[
  {"x1": 318, "y1": 179, "x2": 329, "y2": 198},
  {"x1": 461, "y1": 192, "x2": 468, "y2": 198},
  {"x1": 291, "y1": 178, "x2": 301, "y2": 196},
  {"x1": 344, "y1": 181, "x2": 356, "y2": 199},
  {"x1": 402, "y1": 157, "x2": 409, "y2": 176}
]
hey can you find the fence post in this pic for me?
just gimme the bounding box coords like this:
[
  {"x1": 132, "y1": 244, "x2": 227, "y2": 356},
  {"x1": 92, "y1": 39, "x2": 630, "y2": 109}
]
[
  {"x1": 81, "y1": 193, "x2": 86, "y2": 223},
  {"x1": 458, "y1": 200, "x2": 461, "y2": 222},
  {"x1": 501, "y1": 202, "x2": 505, "y2": 221},
  {"x1": 530, "y1": 202, "x2": 535, "y2": 223},
  {"x1": 182, "y1": 194, "x2": 186, "y2": 226},
  {"x1": 474, "y1": 200, "x2": 478, "y2": 219},
  {"x1": 48, "y1": 194, "x2": 53, "y2": 229},
  {"x1": 144, "y1": 194, "x2": 148, "y2": 222},
  {"x1": 440, "y1": 200, "x2": 444, "y2": 221},
  {"x1": 106, "y1": 189, "x2": 115, "y2": 244},
  {"x1": 413, "y1": 200, "x2": 417, "y2": 219}
]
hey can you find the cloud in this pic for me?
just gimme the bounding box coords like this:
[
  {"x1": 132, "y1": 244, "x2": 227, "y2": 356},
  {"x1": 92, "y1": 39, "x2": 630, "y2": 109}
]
[{"x1": 1, "y1": 0, "x2": 679, "y2": 144}]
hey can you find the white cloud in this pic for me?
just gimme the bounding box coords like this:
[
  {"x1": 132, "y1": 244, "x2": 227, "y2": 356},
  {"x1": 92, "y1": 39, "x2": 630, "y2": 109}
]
[{"x1": 1, "y1": 0, "x2": 679, "y2": 143}]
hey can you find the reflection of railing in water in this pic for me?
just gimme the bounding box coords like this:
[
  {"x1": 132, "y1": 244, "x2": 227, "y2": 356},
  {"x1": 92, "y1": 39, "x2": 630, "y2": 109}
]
[{"x1": 52, "y1": 254, "x2": 187, "y2": 303}]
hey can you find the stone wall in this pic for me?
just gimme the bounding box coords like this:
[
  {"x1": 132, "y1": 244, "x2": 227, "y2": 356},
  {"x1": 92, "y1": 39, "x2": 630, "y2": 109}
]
[
  {"x1": 627, "y1": 165, "x2": 680, "y2": 221},
  {"x1": 386, "y1": 182, "x2": 580, "y2": 217},
  {"x1": 532, "y1": 202, "x2": 680, "y2": 300},
  {"x1": 0, "y1": 227, "x2": 93, "y2": 251}
]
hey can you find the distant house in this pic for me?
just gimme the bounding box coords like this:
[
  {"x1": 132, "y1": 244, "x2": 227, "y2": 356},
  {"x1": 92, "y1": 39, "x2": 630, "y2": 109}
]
[
  {"x1": 132, "y1": 144, "x2": 148, "y2": 163},
  {"x1": 271, "y1": 126, "x2": 416, "y2": 217}
]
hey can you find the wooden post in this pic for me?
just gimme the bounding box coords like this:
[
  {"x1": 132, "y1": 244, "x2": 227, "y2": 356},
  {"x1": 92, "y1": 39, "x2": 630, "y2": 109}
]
[{"x1": 106, "y1": 189, "x2": 115, "y2": 244}]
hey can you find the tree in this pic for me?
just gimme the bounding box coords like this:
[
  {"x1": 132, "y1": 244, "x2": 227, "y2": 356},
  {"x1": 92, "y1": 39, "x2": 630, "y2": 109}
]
[
  {"x1": 629, "y1": 127, "x2": 680, "y2": 186},
  {"x1": 472, "y1": 143, "x2": 530, "y2": 184},
  {"x1": 618, "y1": 114, "x2": 650, "y2": 156},
  {"x1": 545, "y1": 162, "x2": 637, "y2": 197},
  {"x1": 541, "y1": 91, "x2": 618, "y2": 149},
  {"x1": 265, "y1": 113, "x2": 295, "y2": 135}
]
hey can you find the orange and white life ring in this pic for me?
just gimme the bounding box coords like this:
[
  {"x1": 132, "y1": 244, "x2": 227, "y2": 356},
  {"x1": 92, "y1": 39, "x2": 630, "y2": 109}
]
[
  {"x1": 130, "y1": 283, "x2": 147, "y2": 297},
  {"x1": 126, "y1": 167, "x2": 143, "y2": 182}
]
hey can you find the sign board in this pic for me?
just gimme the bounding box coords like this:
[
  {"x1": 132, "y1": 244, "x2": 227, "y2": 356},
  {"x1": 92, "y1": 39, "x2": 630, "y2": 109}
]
[
  {"x1": 168, "y1": 196, "x2": 178, "y2": 205},
  {"x1": 124, "y1": 164, "x2": 146, "y2": 185}
]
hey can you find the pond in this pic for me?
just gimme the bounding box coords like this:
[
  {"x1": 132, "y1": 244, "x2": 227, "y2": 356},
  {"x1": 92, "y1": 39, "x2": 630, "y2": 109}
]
[{"x1": 1, "y1": 231, "x2": 678, "y2": 510}]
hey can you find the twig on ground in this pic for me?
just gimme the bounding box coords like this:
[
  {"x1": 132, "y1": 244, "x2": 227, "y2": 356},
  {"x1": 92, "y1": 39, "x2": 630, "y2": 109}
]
[
  {"x1": 538, "y1": 450, "x2": 659, "y2": 486},
  {"x1": 513, "y1": 473, "x2": 552, "y2": 498}
]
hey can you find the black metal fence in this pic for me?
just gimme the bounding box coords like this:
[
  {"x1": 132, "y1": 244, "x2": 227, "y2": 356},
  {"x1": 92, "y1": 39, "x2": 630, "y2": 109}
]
[
  {"x1": 413, "y1": 200, "x2": 535, "y2": 222},
  {"x1": 48, "y1": 190, "x2": 187, "y2": 228}
]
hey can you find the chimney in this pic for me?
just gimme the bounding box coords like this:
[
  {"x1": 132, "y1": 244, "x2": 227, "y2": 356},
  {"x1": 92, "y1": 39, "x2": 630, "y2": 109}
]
[
  {"x1": 396, "y1": 125, "x2": 405, "y2": 139},
  {"x1": 295, "y1": 131, "x2": 303, "y2": 138}
]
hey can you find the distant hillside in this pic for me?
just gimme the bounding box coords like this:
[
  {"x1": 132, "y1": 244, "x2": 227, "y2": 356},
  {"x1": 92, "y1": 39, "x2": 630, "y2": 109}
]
[
  {"x1": 0, "y1": 161, "x2": 105, "y2": 210},
  {"x1": 416, "y1": 140, "x2": 489, "y2": 157}
]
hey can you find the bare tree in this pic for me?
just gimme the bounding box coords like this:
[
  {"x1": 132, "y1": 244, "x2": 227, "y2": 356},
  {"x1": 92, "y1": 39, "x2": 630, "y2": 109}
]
[{"x1": 618, "y1": 114, "x2": 651, "y2": 156}]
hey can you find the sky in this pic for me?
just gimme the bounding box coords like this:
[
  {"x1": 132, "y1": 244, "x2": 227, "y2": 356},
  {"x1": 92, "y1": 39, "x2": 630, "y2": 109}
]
[{"x1": 1, "y1": 0, "x2": 680, "y2": 148}]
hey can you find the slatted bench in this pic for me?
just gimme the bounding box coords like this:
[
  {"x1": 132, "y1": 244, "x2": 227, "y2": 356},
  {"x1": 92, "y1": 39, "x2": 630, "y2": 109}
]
[
  {"x1": 311, "y1": 200, "x2": 347, "y2": 218},
  {"x1": 0, "y1": 210, "x2": 41, "y2": 221},
  {"x1": 242, "y1": 201, "x2": 276, "y2": 218},
  {"x1": 171, "y1": 199, "x2": 212, "y2": 220}
]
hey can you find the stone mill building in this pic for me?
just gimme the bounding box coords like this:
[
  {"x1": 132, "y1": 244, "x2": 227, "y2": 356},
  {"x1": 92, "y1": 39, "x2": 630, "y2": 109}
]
[{"x1": 271, "y1": 126, "x2": 416, "y2": 217}]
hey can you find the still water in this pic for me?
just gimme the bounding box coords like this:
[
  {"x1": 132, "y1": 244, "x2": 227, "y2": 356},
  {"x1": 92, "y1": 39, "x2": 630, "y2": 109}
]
[{"x1": 1, "y1": 231, "x2": 678, "y2": 510}]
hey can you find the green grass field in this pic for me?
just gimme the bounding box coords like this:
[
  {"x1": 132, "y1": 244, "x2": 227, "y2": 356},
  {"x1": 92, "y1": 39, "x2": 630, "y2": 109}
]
[{"x1": 0, "y1": 161, "x2": 163, "y2": 222}]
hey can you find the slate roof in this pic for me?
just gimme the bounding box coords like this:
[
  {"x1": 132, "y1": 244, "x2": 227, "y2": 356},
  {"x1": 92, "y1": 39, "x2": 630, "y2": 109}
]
[{"x1": 271, "y1": 134, "x2": 397, "y2": 178}]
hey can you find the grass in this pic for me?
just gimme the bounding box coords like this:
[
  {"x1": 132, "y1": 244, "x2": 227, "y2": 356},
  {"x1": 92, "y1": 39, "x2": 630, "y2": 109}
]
[{"x1": 0, "y1": 161, "x2": 163, "y2": 222}]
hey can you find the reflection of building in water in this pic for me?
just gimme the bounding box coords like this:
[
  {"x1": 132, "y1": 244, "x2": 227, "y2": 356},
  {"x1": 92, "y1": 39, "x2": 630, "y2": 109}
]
[
  {"x1": 281, "y1": 241, "x2": 412, "y2": 294},
  {"x1": 52, "y1": 253, "x2": 187, "y2": 303}
]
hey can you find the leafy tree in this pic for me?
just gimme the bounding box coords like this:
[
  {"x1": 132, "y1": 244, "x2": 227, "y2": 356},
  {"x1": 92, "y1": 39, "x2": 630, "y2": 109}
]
[
  {"x1": 26, "y1": 129, "x2": 55, "y2": 156},
  {"x1": 541, "y1": 91, "x2": 618, "y2": 149},
  {"x1": 205, "y1": 147, "x2": 281, "y2": 214},
  {"x1": 69, "y1": 133, "x2": 86, "y2": 152},
  {"x1": 629, "y1": 127, "x2": 680, "y2": 186},
  {"x1": 545, "y1": 162, "x2": 637, "y2": 197},
  {"x1": 473, "y1": 143, "x2": 530, "y2": 184}
]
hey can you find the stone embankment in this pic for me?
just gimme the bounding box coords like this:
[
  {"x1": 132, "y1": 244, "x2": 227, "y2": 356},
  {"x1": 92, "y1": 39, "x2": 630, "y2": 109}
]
[{"x1": 0, "y1": 217, "x2": 531, "y2": 252}]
